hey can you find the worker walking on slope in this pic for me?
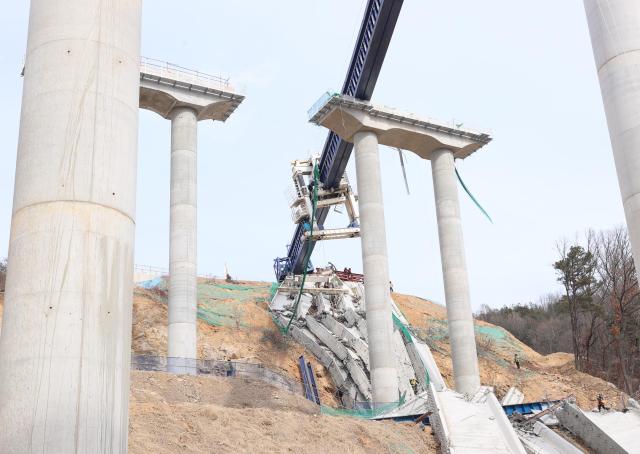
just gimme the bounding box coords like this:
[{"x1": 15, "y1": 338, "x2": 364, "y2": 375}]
[
  {"x1": 514, "y1": 353, "x2": 521, "y2": 370},
  {"x1": 596, "y1": 393, "x2": 609, "y2": 412}
]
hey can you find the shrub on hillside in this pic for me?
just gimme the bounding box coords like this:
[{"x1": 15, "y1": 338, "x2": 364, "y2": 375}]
[{"x1": 0, "y1": 258, "x2": 6, "y2": 292}]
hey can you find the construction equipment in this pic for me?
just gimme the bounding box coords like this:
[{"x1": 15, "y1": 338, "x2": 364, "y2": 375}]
[
  {"x1": 298, "y1": 355, "x2": 321, "y2": 405},
  {"x1": 273, "y1": 0, "x2": 404, "y2": 281}
]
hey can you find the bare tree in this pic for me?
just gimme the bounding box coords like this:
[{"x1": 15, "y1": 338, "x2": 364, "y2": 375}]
[{"x1": 594, "y1": 227, "x2": 640, "y2": 394}]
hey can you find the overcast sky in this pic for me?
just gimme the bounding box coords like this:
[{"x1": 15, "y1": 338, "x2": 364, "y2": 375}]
[{"x1": 0, "y1": 1, "x2": 624, "y2": 309}]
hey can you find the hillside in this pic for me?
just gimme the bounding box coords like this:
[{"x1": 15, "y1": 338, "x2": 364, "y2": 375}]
[
  {"x1": 132, "y1": 280, "x2": 340, "y2": 406},
  {"x1": 392, "y1": 293, "x2": 628, "y2": 409},
  {"x1": 130, "y1": 279, "x2": 628, "y2": 411},
  {"x1": 0, "y1": 279, "x2": 630, "y2": 453}
]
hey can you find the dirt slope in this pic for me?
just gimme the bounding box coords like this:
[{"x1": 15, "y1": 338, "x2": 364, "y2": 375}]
[
  {"x1": 129, "y1": 371, "x2": 437, "y2": 454},
  {"x1": 132, "y1": 281, "x2": 339, "y2": 406}
]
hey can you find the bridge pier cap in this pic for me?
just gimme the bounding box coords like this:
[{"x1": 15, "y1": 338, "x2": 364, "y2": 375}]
[
  {"x1": 139, "y1": 58, "x2": 244, "y2": 121},
  {"x1": 310, "y1": 93, "x2": 491, "y2": 396},
  {"x1": 308, "y1": 93, "x2": 491, "y2": 160}
]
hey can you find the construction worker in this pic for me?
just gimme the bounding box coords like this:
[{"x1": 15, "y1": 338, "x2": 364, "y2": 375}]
[
  {"x1": 389, "y1": 281, "x2": 394, "y2": 292},
  {"x1": 410, "y1": 378, "x2": 418, "y2": 394},
  {"x1": 596, "y1": 393, "x2": 609, "y2": 412},
  {"x1": 226, "y1": 360, "x2": 235, "y2": 377},
  {"x1": 514, "y1": 353, "x2": 521, "y2": 370}
]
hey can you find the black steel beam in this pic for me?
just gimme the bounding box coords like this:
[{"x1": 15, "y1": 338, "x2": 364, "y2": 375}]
[{"x1": 282, "y1": 0, "x2": 404, "y2": 278}]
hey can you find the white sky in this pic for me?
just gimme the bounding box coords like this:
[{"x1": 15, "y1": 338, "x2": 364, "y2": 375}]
[{"x1": 0, "y1": 1, "x2": 624, "y2": 309}]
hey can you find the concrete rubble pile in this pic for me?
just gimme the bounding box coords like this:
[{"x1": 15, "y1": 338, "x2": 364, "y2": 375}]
[
  {"x1": 270, "y1": 269, "x2": 532, "y2": 453},
  {"x1": 270, "y1": 268, "x2": 443, "y2": 411}
]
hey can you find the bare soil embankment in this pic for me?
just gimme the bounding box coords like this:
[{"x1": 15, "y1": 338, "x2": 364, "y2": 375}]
[{"x1": 129, "y1": 370, "x2": 437, "y2": 454}]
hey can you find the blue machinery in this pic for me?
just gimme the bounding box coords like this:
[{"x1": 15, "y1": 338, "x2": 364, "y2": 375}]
[
  {"x1": 379, "y1": 400, "x2": 564, "y2": 426},
  {"x1": 298, "y1": 355, "x2": 321, "y2": 405},
  {"x1": 274, "y1": 0, "x2": 405, "y2": 281}
]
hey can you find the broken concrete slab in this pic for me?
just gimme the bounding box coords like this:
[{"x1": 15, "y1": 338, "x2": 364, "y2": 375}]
[
  {"x1": 517, "y1": 421, "x2": 583, "y2": 454},
  {"x1": 405, "y1": 341, "x2": 430, "y2": 393},
  {"x1": 305, "y1": 316, "x2": 349, "y2": 361},
  {"x1": 345, "y1": 358, "x2": 372, "y2": 401},
  {"x1": 289, "y1": 326, "x2": 333, "y2": 368},
  {"x1": 501, "y1": 387, "x2": 525, "y2": 406},
  {"x1": 320, "y1": 314, "x2": 370, "y2": 369},
  {"x1": 556, "y1": 402, "x2": 627, "y2": 454},
  {"x1": 327, "y1": 359, "x2": 350, "y2": 391},
  {"x1": 583, "y1": 407, "x2": 640, "y2": 454}
]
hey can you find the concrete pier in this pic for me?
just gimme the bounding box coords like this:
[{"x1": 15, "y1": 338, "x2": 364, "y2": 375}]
[
  {"x1": 138, "y1": 61, "x2": 244, "y2": 374},
  {"x1": 431, "y1": 149, "x2": 480, "y2": 395},
  {"x1": 309, "y1": 93, "x2": 490, "y2": 396},
  {"x1": 583, "y1": 1, "x2": 640, "y2": 271},
  {"x1": 353, "y1": 131, "x2": 399, "y2": 404},
  {"x1": 168, "y1": 107, "x2": 198, "y2": 374},
  {"x1": 0, "y1": 0, "x2": 142, "y2": 452}
]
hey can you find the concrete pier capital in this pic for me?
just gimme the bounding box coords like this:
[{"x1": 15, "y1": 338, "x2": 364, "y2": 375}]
[
  {"x1": 139, "y1": 62, "x2": 244, "y2": 122},
  {"x1": 309, "y1": 93, "x2": 491, "y2": 161}
]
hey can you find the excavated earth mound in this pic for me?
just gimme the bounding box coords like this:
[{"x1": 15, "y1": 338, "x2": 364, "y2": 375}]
[{"x1": 129, "y1": 371, "x2": 437, "y2": 454}]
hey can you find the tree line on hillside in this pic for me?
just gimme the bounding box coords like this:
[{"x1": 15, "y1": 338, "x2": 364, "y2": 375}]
[
  {"x1": 478, "y1": 226, "x2": 640, "y2": 396},
  {"x1": 0, "y1": 257, "x2": 6, "y2": 292}
]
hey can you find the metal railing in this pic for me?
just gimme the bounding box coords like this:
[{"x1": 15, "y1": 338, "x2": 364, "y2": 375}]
[
  {"x1": 140, "y1": 57, "x2": 231, "y2": 90},
  {"x1": 134, "y1": 264, "x2": 218, "y2": 281},
  {"x1": 131, "y1": 355, "x2": 303, "y2": 396}
]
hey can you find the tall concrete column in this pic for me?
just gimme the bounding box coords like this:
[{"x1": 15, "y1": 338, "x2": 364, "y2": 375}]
[
  {"x1": 167, "y1": 107, "x2": 198, "y2": 374},
  {"x1": 584, "y1": 1, "x2": 640, "y2": 271},
  {"x1": 353, "y1": 131, "x2": 398, "y2": 404},
  {"x1": 431, "y1": 149, "x2": 481, "y2": 395},
  {"x1": 0, "y1": 0, "x2": 141, "y2": 452}
]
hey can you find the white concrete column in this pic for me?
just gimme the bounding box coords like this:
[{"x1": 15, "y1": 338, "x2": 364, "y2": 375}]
[
  {"x1": 584, "y1": 0, "x2": 640, "y2": 272},
  {"x1": 353, "y1": 131, "x2": 398, "y2": 404},
  {"x1": 167, "y1": 107, "x2": 198, "y2": 374},
  {"x1": 0, "y1": 0, "x2": 141, "y2": 452},
  {"x1": 430, "y1": 149, "x2": 481, "y2": 395}
]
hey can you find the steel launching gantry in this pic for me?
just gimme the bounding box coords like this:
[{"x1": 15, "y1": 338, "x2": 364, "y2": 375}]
[{"x1": 288, "y1": 157, "x2": 360, "y2": 243}]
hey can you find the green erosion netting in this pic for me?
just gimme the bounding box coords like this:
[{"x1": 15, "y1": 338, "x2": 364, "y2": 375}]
[
  {"x1": 392, "y1": 313, "x2": 414, "y2": 343},
  {"x1": 320, "y1": 392, "x2": 406, "y2": 419},
  {"x1": 268, "y1": 282, "x2": 279, "y2": 299},
  {"x1": 393, "y1": 313, "x2": 430, "y2": 387},
  {"x1": 196, "y1": 281, "x2": 272, "y2": 327},
  {"x1": 413, "y1": 316, "x2": 525, "y2": 353},
  {"x1": 475, "y1": 324, "x2": 525, "y2": 354}
]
